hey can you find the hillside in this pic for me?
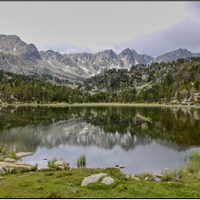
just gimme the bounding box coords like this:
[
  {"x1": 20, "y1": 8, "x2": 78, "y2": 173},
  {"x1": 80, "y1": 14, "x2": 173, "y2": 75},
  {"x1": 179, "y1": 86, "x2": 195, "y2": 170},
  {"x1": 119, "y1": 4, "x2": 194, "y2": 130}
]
[
  {"x1": 79, "y1": 57, "x2": 200, "y2": 104},
  {"x1": 0, "y1": 56, "x2": 200, "y2": 105}
]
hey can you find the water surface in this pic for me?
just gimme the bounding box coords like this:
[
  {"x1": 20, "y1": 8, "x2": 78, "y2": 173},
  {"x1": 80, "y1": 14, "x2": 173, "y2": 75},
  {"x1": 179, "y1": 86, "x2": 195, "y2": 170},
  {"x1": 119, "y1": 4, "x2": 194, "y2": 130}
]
[{"x1": 0, "y1": 105, "x2": 200, "y2": 175}]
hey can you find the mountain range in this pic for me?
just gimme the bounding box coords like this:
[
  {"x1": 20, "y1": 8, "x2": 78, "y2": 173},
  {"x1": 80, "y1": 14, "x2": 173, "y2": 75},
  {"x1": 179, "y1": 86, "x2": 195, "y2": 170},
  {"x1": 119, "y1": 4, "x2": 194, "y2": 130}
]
[{"x1": 0, "y1": 34, "x2": 200, "y2": 83}]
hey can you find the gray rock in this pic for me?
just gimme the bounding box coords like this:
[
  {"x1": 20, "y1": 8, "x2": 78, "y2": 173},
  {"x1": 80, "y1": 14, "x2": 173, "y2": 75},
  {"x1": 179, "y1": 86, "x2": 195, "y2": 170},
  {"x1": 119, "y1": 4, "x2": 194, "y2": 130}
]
[
  {"x1": 54, "y1": 161, "x2": 69, "y2": 166},
  {"x1": 81, "y1": 173, "x2": 107, "y2": 186},
  {"x1": 101, "y1": 176, "x2": 114, "y2": 185},
  {"x1": 4, "y1": 158, "x2": 16, "y2": 163}
]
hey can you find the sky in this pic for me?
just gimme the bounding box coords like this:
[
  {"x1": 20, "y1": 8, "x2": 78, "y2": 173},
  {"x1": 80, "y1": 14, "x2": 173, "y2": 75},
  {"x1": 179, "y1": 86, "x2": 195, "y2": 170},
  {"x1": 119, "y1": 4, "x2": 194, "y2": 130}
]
[{"x1": 0, "y1": 1, "x2": 200, "y2": 57}]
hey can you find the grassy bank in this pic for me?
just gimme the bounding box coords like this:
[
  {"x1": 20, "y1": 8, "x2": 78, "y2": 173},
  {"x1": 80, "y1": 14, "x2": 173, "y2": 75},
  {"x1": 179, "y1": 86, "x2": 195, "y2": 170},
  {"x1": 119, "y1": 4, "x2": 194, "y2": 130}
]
[
  {"x1": 8, "y1": 102, "x2": 200, "y2": 109},
  {"x1": 1, "y1": 150, "x2": 200, "y2": 198},
  {"x1": 1, "y1": 167, "x2": 200, "y2": 198}
]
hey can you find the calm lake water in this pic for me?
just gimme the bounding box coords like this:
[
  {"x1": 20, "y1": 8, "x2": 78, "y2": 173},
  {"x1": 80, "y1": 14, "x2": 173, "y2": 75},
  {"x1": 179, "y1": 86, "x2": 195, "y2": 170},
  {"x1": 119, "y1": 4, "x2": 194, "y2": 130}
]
[{"x1": 0, "y1": 105, "x2": 200, "y2": 175}]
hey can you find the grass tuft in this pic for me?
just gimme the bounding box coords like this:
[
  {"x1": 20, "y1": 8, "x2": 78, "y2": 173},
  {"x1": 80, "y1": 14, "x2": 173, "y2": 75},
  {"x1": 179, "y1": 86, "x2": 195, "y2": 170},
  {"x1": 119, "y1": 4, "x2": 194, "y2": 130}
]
[{"x1": 77, "y1": 154, "x2": 86, "y2": 168}]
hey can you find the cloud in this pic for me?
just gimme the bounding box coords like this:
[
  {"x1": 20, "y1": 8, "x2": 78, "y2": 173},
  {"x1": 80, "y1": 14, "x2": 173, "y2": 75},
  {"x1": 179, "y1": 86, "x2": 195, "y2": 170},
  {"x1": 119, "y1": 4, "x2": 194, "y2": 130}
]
[
  {"x1": 119, "y1": 18, "x2": 200, "y2": 57},
  {"x1": 185, "y1": 2, "x2": 200, "y2": 18}
]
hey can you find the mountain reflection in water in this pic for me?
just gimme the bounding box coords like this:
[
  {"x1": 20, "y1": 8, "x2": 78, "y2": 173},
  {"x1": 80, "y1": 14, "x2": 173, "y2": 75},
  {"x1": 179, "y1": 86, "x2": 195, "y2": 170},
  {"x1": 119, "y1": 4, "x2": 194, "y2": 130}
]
[{"x1": 0, "y1": 105, "x2": 200, "y2": 174}]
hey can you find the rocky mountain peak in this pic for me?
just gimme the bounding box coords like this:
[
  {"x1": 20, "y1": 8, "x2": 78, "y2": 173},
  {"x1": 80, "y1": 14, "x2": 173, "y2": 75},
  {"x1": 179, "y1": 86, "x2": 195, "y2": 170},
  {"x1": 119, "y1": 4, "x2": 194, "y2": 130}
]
[
  {"x1": 154, "y1": 48, "x2": 193, "y2": 63},
  {"x1": 0, "y1": 34, "x2": 40, "y2": 59}
]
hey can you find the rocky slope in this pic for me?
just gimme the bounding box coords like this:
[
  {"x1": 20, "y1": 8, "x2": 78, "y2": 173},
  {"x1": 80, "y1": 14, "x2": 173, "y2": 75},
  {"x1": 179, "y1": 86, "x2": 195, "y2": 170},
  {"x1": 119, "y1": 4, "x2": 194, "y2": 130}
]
[{"x1": 0, "y1": 34, "x2": 200, "y2": 83}]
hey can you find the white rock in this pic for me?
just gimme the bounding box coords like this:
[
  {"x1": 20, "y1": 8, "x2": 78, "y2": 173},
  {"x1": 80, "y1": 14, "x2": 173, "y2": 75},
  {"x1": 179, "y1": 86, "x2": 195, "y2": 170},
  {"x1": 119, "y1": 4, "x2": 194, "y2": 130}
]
[
  {"x1": 86, "y1": 166, "x2": 94, "y2": 169},
  {"x1": 118, "y1": 165, "x2": 125, "y2": 168},
  {"x1": 81, "y1": 173, "x2": 107, "y2": 186},
  {"x1": 152, "y1": 173, "x2": 163, "y2": 178},
  {"x1": 4, "y1": 158, "x2": 16, "y2": 163},
  {"x1": 144, "y1": 177, "x2": 149, "y2": 181},
  {"x1": 101, "y1": 176, "x2": 114, "y2": 185},
  {"x1": 125, "y1": 175, "x2": 130, "y2": 179},
  {"x1": 58, "y1": 166, "x2": 65, "y2": 170},
  {"x1": 54, "y1": 161, "x2": 69, "y2": 166},
  {"x1": 133, "y1": 177, "x2": 140, "y2": 181}
]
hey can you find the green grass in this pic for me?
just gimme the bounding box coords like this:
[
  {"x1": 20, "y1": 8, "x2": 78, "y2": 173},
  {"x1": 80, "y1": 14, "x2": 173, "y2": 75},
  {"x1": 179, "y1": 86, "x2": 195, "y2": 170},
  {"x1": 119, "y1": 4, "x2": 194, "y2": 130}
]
[
  {"x1": 0, "y1": 147, "x2": 17, "y2": 161},
  {"x1": 1, "y1": 167, "x2": 200, "y2": 198}
]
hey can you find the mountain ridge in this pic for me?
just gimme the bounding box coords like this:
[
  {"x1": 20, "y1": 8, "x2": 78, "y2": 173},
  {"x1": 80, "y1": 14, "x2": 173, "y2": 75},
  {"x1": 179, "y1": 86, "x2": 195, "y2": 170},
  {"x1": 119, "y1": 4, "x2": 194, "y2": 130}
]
[{"x1": 0, "y1": 34, "x2": 200, "y2": 83}]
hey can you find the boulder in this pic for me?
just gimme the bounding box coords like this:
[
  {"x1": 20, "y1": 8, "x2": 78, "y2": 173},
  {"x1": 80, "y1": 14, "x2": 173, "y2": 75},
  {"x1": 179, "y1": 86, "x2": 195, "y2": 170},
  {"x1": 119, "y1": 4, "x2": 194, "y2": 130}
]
[
  {"x1": 81, "y1": 173, "x2": 107, "y2": 186},
  {"x1": 54, "y1": 161, "x2": 69, "y2": 166},
  {"x1": 4, "y1": 158, "x2": 16, "y2": 163},
  {"x1": 133, "y1": 177, "x2": 140, "y2": 182},
  {"x1": 118, "y1": 165, "x2": 125, "y2": 168},
  {"x1": 16, "y1": 152, "x2": 34, "y2": 158},
  {"x1": 101, "y1": 176, "x2": 114, "y2": 185}
]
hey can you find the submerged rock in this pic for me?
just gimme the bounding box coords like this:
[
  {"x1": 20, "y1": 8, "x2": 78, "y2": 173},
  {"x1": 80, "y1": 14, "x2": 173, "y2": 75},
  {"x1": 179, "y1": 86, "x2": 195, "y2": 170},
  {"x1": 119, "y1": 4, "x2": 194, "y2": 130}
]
[
  {"x1": 81, "y1": 173, "x2": 107, "y2": 186},
  {"x1": 116, "y1": 164, "x2": 125, "y2": 168}
]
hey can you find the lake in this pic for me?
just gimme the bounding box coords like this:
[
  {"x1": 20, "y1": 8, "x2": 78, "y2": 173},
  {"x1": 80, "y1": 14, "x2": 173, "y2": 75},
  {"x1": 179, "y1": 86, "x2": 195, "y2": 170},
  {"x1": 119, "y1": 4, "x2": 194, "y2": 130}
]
[{"x1": 0, "y1": 105, "x2": 200, "y2": 176}]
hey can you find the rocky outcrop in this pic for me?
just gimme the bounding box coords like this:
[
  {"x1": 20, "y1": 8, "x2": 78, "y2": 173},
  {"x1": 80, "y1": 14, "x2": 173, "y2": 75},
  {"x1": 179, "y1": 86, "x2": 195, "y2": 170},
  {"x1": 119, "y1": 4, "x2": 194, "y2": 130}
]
[{"x1": 154, "y1": 48, "x2": 193, "y2": 63}]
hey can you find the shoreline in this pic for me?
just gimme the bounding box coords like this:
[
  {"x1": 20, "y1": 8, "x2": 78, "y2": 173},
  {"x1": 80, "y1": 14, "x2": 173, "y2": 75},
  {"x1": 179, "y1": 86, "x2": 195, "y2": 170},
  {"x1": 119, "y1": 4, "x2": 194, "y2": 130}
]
[{"x1": 5, "y1": 102, "x2": 200, "y2": 109}]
